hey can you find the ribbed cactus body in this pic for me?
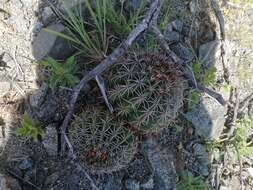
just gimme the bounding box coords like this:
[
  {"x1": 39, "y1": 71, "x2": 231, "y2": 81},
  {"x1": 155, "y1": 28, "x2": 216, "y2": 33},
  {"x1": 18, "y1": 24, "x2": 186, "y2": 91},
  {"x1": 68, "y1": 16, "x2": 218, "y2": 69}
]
[
  {"x1": 109, "y1": 52, "x2": 186, "y2": 133},
  {"x1": 69, "y1": 106, "x2": 137, "y2": 173}
]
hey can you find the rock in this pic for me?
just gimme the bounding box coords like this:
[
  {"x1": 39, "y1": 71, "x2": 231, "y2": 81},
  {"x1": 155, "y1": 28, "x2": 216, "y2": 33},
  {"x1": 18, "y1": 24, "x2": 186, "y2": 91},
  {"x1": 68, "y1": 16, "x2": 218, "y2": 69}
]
[
  {"x1": 189, "y1": 0, "x2": 198, "y2": 14},
  {"x1": 42, "y1": 124, "x2": 58, "y2": 156},
  {"x1": 0, "y1": 174, "x2": 22, "y2": 190},
  {"x1": 140, "y1": 177, "x2": 154, "y2": 189},
  {"x1": 59, "y1": 0, "x2": 83, "y2": 11},
  {"x1": 184, "y1": 95, "x2": 227, "y2": 140},
  {"x1": 164, "y1": 31, "x2": 180, "y2": 44},
  {"x1": 193, "y1": 144, "x2": 209, "y2": 164},
  {"x1": 0, "y1": 174, "x2": 8, "y2": 190},
  {"x1": 28, "y1": 86, "x2": 69, "y2": 124},
  {"x1": 29, "y1": 83, "x2": 49, "y2": 109},
  {"x1": 28, "y1": 83, "x2": 90, "y2": 124},
  {"x1": 18, "y1": 158, "x2": 33, "y2": 170},
  {"x1": 32, "y1": 21, "x2": 43, "y2": 34},
  {"x1": 124, "y1": 0, "x2": 142, "y2": 11},
  {"x1": 171, "y1": 20, "x2": 183, "y2": 32},
  {"x1": 5, "y1": 176, "x2": 22, "y2": 190},
  {"x1": 171, "y1": 43, "x2": 194, "y2": 62},
  {"x1": 127, "y1": 155, "x2": 151, "y2": 182},
  {"x1": 125, "y1": 179, "x2": 140, "y2": 190},
  {"x1": 198, "y1": 40, "x2": 223, "y2": 75},
  {"x1": 32, "y1": 23, "x2": 76, "y2": 60},
  {"x1": 142, "y1": 137, "x2": 177, "y2": 190},
  {"x1": 51, "y1": 166, "x2": 92, "y2": 190},
  {"x1": 102, "y1": 175, "x2": 123, "y2": 190},
  {"x1": 164, "y1": 20, "x2": 183, "y2": 44},
  {"x1": 41, "y1": 7, "x2": 54, "y2": 25}
]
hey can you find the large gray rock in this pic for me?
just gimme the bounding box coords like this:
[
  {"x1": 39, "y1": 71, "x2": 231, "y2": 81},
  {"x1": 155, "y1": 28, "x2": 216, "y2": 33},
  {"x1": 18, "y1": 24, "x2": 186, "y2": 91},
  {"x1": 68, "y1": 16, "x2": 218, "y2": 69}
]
[
  {"x1": 198, "y1": 40, "x2": 225, "y2": 82},
  {"x1": 32, "y1": 23, "x2": 76, "y2": 60},
  {"x1": 142, "y1": 137, "x2": 177, "y2": 190},
  {"x1": 28, "y1": 83, "x2": 69, "y2": 124},
  {"x1": 171, "y1": 43, "x2": 194, "y2": 62},
  {"x1": 184, "y1": 95, "x2": 227, "y2": 140}
]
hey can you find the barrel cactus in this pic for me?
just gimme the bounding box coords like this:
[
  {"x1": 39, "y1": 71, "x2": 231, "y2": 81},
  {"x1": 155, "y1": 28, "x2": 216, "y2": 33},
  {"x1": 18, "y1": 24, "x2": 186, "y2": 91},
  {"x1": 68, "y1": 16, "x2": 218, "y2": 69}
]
[
  {"x1": 69, "y1": 106, "x2": 137, "y2": 173},
  {"x1": 109, "y1": 52, "x2": 187, "y2": 133}
]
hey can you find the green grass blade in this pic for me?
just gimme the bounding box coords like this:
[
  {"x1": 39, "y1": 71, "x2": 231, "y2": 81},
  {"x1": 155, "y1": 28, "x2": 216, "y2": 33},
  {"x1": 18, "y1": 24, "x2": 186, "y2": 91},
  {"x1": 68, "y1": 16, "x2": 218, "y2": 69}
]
[{"x1": 43, "y1": 28, "x2": 81, "y2": 45}]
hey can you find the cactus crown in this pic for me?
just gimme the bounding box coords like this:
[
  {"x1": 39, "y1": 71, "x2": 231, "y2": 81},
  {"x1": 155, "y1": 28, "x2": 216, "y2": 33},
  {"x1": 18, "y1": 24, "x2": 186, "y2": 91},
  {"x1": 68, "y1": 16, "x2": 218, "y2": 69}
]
[
  {"x1": 69, "y1": 106, "x2": 137, "y2": 173},
  {"x1": 109, "y1": 52, "x2": 186, "y2": 133}
]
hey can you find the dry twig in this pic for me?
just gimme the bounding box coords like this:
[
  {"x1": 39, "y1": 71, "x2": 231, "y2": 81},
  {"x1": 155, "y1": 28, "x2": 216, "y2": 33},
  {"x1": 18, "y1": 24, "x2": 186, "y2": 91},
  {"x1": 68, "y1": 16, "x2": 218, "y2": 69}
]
[
  {"x1": 235, "y1": 146, "x2": 244, "y2": 190},
  {"x1": 227, "y1": 88, "x2": 240, "y2": 137},
  {"x1": 150, "y1": 26, "x2": 226, "y2": 105},
  {"x1": 238, "y1": 93, "x2": 253, "y2": 115}
]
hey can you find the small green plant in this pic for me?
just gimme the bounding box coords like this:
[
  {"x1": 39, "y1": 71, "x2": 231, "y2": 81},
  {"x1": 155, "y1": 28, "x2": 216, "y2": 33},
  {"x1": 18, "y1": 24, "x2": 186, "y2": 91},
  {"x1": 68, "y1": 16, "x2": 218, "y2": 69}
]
[
  {"x1": 69, "y1": 106, "x2": 137, "y2": 173},
  {"x1": 188, "y1": 90, "x2": 201, "y2": 110},
  {"x1": 192, "y1": 61, "x2": 217, "y2": 86},
  {"x1": 231, "y1": 116, "x2": 253, "y2": 156},
  {"x1": 223, "y1": 83, "x2": 232, "y2": 93},
  {"x1": 109, "y1": 52, "x2": 186, "y2": 133},
  {"x1": 206, "y1": 116, "x2": 253, "y2": 156},
  {"x1": 38, "y1": 56, "x2": 79, "y2": 89},
  {"x1": 16, "y1": 113, "x2": 43, "y2": 141},
  {"x1": 177, "y1": 171, "x2": 210, "y2": 190},
  {"x1": 205, "y1": 139, "x2": 224, "y2": 153}
]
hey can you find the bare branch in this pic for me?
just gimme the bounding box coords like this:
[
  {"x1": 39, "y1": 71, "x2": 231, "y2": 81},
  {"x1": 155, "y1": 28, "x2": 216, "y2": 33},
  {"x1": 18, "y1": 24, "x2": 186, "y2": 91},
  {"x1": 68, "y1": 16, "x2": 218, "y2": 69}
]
[
  {"x1": 151, "y1": 26, "x2": 184, "y2": 65},
  {"x1": 238, "y1": 93, "x2": 253, "y2": 114},
  {"x1": 211, "y1": 0, "x2": 225, "y2": 40},
  {"x1": 227, "y1": 88, "x2": 240, "y2": 137},
  {"x1": 151, "y1": 26, "x2": 226, "y2": 105},
  {"x1": 197, "y1": 84, "x2": 226, "y2": 106},
  {"x1": 95, "y1": 75, "x2": 114, "y2": 113}
]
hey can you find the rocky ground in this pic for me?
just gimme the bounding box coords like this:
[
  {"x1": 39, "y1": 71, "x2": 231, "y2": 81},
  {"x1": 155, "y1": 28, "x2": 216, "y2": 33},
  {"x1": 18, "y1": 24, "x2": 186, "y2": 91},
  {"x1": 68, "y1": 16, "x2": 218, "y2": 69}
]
[{"x1": 0, "y1": 0, "x2": 253, "y2": 190}]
